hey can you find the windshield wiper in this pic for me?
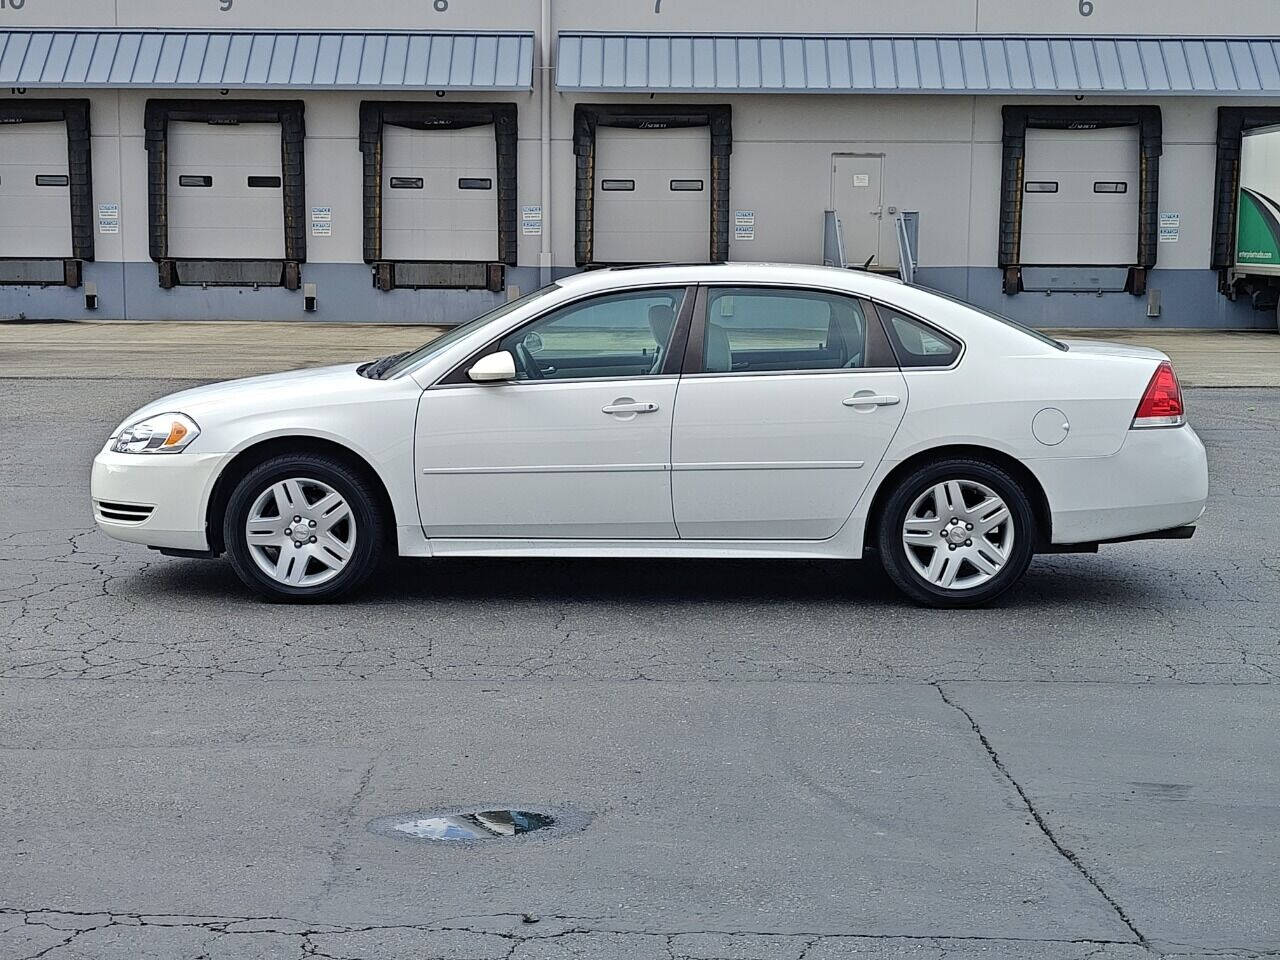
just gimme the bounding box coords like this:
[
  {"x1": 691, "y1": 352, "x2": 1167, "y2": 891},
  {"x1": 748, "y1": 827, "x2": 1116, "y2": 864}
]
[{"x1": 362, "y1": 351, "x2": 411, "y2": 380}]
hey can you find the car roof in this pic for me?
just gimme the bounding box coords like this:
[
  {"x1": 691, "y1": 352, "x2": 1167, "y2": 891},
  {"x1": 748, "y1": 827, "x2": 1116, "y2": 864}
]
[{"x1": 555, "y1": 262, "x2": 907, "y2": 297}]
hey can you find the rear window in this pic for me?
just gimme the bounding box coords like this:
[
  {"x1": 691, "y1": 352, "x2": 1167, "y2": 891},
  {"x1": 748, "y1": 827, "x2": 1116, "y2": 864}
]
[{"x1": 919, "y1": 287, "x2": 1068, "y2": 351}]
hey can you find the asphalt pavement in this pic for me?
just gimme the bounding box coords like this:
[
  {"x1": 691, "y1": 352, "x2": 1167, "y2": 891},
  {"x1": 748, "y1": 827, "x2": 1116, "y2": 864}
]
[{"x1": 1, "y1": 375, "x2": 1278, "y2": 960}]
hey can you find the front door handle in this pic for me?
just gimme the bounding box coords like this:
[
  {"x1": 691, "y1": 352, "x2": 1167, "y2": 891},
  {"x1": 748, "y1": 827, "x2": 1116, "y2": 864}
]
[
  {"x1": 843, "y1": 394, "x2": 900, "y2": 407},
  {"x1": 602, "y1": 401, "x2": 660, "y2": 415}
]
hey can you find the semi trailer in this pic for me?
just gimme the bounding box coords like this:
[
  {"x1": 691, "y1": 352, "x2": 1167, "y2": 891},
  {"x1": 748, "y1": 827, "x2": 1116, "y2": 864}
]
[{"x1": 1234, "y1": 123, "x2": 1280, "y2": 332}]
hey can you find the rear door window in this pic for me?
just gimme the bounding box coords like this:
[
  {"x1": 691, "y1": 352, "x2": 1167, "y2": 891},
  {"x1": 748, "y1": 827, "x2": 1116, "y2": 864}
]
[{"x1": 699, "y1": 287, "x2": 870, "y2": 373}]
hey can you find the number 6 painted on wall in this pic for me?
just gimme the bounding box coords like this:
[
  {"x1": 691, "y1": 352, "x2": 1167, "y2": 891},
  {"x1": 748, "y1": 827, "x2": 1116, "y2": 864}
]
[
  {"x1": 1079, "y1": 0, "x2": 1094, "y2": 15},
  {"x1": 219, "y1": 0, "x2": 233, "y2": 10}
]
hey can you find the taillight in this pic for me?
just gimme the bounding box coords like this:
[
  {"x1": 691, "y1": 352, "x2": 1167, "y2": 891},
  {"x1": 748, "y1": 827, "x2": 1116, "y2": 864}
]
[{"x1": 1132, "y1": 361, "x2": 1184, "y2": 429}]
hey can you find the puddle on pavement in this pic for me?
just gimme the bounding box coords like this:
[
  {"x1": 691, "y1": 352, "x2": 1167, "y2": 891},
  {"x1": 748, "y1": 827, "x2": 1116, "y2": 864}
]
[
  {"x1": 369, "y1": 805, "x2": 586, "y2": 843},
  {"x1": 392, "y1": 809, "x2": 555, "y2": 841}
]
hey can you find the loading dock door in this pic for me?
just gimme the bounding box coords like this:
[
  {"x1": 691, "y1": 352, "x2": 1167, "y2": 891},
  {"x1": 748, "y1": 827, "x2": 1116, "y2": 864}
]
[
  {"x1": 1021, "y1": 127, "x2": 1139, "y2": 266},
  {"x1": 382, "y1": 124, "x2": 499, "y2": 262},
  {"x1": 167, "y1": 121, "x2": 285, "y2": 260},
  {"x1": 594, "y1": 126, "x2": 711, "y2": 263},
  {"x1": 0, "y1": 121, "x2": 72, "y2": 259},
  {"x1": 831, "y1": 155, "x2": 895, "y2": 270}
]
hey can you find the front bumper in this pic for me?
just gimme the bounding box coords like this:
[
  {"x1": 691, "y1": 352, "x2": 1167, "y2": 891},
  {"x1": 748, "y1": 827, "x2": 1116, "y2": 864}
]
[
  {"x1": 1030, "y1": 424, "x2": 1209, "y2": 545},
  {"x1": 90, "y1": 447, "x2": 223, "y2": 551}
]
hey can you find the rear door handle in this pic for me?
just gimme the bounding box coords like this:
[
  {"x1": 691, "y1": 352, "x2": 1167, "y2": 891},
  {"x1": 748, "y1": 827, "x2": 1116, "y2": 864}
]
[
  {"x1": 842, "y1": 394, "x2": 900, "y2": 407},
  {"x1": 602, "y1": 401, "x2": 660, "y2": 415}
]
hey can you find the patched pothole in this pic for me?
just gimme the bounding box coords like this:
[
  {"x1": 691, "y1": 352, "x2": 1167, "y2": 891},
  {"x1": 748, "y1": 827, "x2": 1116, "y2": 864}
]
[{"x1": 368, "y1": 805, "x2": 589, "y2": 843}]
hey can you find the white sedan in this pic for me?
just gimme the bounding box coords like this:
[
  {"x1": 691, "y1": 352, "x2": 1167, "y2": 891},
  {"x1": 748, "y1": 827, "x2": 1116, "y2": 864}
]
[{"x1": 91, "y1": 263, "x2": 1208, "y2": 607}]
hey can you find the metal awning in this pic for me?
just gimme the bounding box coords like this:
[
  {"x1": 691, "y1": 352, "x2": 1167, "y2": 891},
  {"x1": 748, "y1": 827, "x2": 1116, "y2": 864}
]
[
  {"x1": 557, "y1": 33, "x2": 1280, "y2": 95},
  {"x1": 0, "y1": 30, "x2": 534, "y2": 90}
]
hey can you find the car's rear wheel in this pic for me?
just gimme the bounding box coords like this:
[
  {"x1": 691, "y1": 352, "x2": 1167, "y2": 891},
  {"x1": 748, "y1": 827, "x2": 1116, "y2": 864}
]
[
  {"x1": 223, "y1": 454, "x2": 384, "y2": 602},
  {"x1": 876, "y1": 458, "x2": 1036, "y2": 607}
]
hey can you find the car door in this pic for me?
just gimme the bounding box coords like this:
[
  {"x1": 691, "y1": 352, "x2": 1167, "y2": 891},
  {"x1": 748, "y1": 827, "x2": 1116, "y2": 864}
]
[
  {"x1": 415, "y1": 286, "x2": 691, "y2": 539},
  {"x1": 671, "y1": 285, "x2": 909, "y2": 540}
]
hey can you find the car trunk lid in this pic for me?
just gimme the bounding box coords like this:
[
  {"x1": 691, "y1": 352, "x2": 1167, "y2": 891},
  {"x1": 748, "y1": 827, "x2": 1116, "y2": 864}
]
[{"x1": 1056, "y1": 338, "x2": 1169, "y2": 362}]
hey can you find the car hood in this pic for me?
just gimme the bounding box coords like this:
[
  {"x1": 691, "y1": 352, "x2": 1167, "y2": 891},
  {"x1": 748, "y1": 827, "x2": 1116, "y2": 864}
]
[
  {"x1": 1057, "y1": 338, "x2": 1169, "y2": 362},
  {"x1": 120, "y1": 363, "x2": 371, "y2": 428}
]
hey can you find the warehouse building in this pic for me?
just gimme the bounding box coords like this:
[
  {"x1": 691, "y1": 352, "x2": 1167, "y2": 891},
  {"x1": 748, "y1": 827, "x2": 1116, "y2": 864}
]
[{"x1": 1, "y1": 0, "x2": 1279, "y2": 329}]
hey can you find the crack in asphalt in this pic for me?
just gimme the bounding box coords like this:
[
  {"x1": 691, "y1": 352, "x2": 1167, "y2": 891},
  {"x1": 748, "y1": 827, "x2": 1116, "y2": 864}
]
[
  {"x1": 308, "y1": 755, "x2": 382, "y2": 914},
  {"x1": 10, "y1": 905, "x2": 1279, "y2": 958},
  {"x1": 932, "y1": 683, "x2": 1147, "y2": 947},
  {"x1": 0, "y1": 906, "x2": 1181, "y2": 960}
]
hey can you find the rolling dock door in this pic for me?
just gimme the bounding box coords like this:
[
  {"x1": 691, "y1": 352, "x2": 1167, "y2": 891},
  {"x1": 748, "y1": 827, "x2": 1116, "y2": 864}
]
[
  {"x1": 382, "y1": 124, "x2": 499, "y2": 263},
  {"x1": 0, "y1": 100, "x2": 92, "y2": 287},
  {"x1": 145, "y1": 100, "x2": 306, "y2": 290},
  {"x1": 573, "y1": 104, "x2": 731, "y2": 267},
  {"x1": 593, "y1": 126, "x2": 711, "y2": 264},
  {"x1": 0, "y1": 123, "x2": 73, "y2": 259},
  {"x1": 360, "y1": 102, "x2": 517, "y2": 292},
  {"x1": 167, "y1": 122, "x2": 286, "y2": 262},
  {"x1": 1000, "y1": 106, "x2": 1161, "y2": 295},
  {"x1": 1020, "y1": 127, "x2": 1140, "y2": 268}
]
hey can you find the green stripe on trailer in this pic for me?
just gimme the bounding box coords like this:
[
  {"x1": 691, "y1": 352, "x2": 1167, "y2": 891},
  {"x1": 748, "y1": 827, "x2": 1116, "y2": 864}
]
[{"x1": 1237, "y1": 190, "x2": 1280, "y2": 265}]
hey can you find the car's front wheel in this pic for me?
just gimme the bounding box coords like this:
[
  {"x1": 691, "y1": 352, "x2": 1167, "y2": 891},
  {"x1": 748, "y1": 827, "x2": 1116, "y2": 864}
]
[
  {"x1": 223, "y1": 453, "x2": 384, "y2": 602},
  {"x1": 876, "y1": 458, "x2": 1036, "y2": 607}
]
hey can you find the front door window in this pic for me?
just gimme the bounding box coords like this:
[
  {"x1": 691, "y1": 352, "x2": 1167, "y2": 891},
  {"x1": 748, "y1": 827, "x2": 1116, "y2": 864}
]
[{"x1": 498, "y1": 288, "x2": 686, "y2": 381}]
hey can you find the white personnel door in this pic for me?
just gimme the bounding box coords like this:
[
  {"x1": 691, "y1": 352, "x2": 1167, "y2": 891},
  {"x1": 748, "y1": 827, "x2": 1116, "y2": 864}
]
[
  {"x1": 383, "y1": 124, "x2": 499, "y2": 262},
  {"x1": 1021, "y1": 126, "x2": 1140, "y2": 266},
  {"x1": 167, "y1": 121, "x2": 285, "y2": 260},
  {"x1": 0, "y1": 121, "x2": 72, "y2": 258},
  {"x1": 831, "y1": 155, "x2": 893, "y2": 270},
  {"x1": 594, "y1": 126, "x2": 710, "y2": 263}
]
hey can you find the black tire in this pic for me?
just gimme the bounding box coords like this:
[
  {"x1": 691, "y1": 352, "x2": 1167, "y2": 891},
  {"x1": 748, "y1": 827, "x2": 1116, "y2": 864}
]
[
  {"x1": 223, "y1": 453, "x2": 385, "y2": 602},
  {"x1": 876, "y1": 457, "x2": 1037, "y2": 608}
]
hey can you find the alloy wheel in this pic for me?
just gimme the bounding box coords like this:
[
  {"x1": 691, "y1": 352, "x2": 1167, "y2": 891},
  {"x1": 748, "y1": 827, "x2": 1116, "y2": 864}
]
[
  {"x1": 901, "y1": 479, "x2": 1015, "y2": 591},
  {"x1": 244, "y1": 477, "x2": 356, "y2": 588}
]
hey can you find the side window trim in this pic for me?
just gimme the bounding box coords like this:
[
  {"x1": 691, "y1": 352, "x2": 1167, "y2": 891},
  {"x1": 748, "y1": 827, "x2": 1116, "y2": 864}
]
[
  {"x1": 436, "y1": 284, "x2": 698, "y2": 387},
  {"x1": 681, "y1": 285, "x2": 898, "y2": 377},
  {"x1": 680, "y1": 284, "x2": 709, "y2": 376},
  {"x1": 660, "y1": 284, "x2": 700, "y2": 377},
  {"x1": 861, "y1": 298, "x2": 900, "y2": 369},
  {"x1": 869, "y1": 299, "x2": 965, "y2": 370}
]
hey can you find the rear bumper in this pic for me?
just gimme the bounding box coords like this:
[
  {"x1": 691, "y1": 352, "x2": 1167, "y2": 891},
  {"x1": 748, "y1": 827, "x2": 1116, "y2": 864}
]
[
  {"x1": 1099, "y1": 524, "x2": 1197, "y2": 544},
  {"x1": 1043, "y1": 524, "x2": 1196, "y2": 554},
  {"x1": 1030, "y1": 424, "x2": 1209, "y2": 545},
  {"x1": 91, "y1": 447, "x2": 221, "y2": 551}
]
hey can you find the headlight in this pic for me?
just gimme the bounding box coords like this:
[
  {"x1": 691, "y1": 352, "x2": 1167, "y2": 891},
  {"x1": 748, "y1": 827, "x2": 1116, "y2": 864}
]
[{"x1": 111, "y1": 413, "x2": 200, "y2": 454}]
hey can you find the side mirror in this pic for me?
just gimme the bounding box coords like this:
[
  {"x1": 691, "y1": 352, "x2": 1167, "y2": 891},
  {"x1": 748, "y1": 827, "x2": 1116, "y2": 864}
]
[{"x1": 468, "y1": 350, "x2": 517, "y2": 383}]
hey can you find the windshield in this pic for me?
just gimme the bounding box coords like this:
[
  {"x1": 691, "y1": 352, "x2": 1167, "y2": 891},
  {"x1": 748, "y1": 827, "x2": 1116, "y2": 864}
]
[
  {"x1": 919, "y1": 286, "x2": 1068, "y2": 351},
  {"x1": 375, "y1": 284, "x2": 561, "y2": 379}
]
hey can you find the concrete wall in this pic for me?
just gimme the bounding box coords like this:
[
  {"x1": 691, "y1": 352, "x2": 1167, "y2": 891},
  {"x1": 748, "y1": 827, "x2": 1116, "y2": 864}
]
[{"x1": 0, "y1": 0, "x2": 1276, "y2": 327}]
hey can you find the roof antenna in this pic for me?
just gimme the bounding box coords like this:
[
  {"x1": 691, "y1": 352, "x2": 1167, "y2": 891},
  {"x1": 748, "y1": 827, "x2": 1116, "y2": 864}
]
[{"x1": 862, "y1": 255, "x2": 875, "y2": 271}]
